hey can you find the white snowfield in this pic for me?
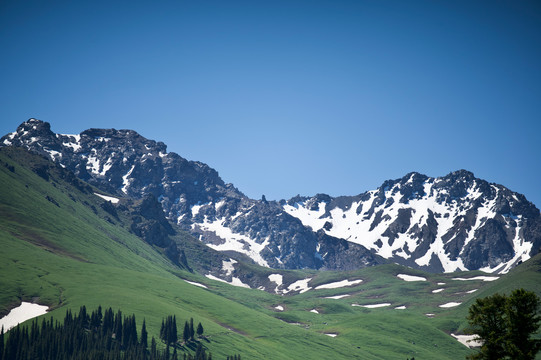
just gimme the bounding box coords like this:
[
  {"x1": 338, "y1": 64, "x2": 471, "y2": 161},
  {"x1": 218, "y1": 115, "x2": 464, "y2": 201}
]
[
  {"x1": 268, "y1": 274, "x2": 283, "y2": 286},
  {"x1": 94, "y1": 193, "x2": 120, "y2": 204},
  {"x1": 432, "y1": 288, "x2": 445, "y2": 293},
  {"x1": 397, "y1": 274, "x2": 426, "y2": 282},
  {"x1": 286, "y1": 278, "x2": 312, "y2": 294},
  {"x1": 439, "y1": 302, "x2": 462, "y2": 308},
  {"x1": 324, "y1": 333, "x2": 338, "y2": 337},
  {"x1": 310, "y1": 309, "x2": 319, "y2": 314},
  {"x1": 352, "y1": 303, "x2": 391, "y2": 309},
  {"x1": 315, "y1": 279, "x2": 363, "y2": 290},
  {"x1": 274, "y1": 305, "x2": 284, "y2": 311},
  {"x1": 222, "y1": 259, "x2": 237, "y2": 276},
  {"x1": 268, "y1": 274, "x2": 284, "y2": 294},
  {"x1": 193, "y1": 216, "x2": 270, "y2": 267},
  {"x1": 183, "y1": 280, "x2": 208, "y2": 289},
  {"x1": 451, "y1": 334, "x2": 482, "y2": 348},
  {"x1": 283, "y1": 178, "x2": 532, "y2": 274},
  {"x1": 324, "y1": 294, "x2": 351, "y2": 300},
  {"x1": 395, "y1": 306, "x2": 407, "y2": 310},
  {"x1": 205, "y1": 274, "x2": 250, "y2": 289},
  {"x1": 0, "y1": 302, "x2": 49, "y2": 331},
  {"x1": 452, "y1": 276, "x2": 499, "y2": 282}
]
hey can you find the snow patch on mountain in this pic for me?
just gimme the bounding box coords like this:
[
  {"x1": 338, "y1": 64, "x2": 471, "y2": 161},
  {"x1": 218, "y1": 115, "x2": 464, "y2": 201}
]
[
  {"x1": 183, "y1": 280, "x2": 208, "y2": 289},
  {"x1": 286, "y1": 278, "x2": 312, "y2": 294},
  {"x1": 121, "y1": 165, "x2": 135, "y2": 194},
  {"x1": 397, "y1": 274, "x2": 426, "y2": 282},
  {"x1": 439, "y1": 302, "x2": 461, "y2": 308},
  {"x1": 268, "y1": 274, "x2": 283, "y2": 287},
  {"x1": 0, "y1": 302, "x2": 49, "y2": 331},
  {"x1": 452, "y1": 276, "x2": 499, "y2": 282},
  {"x1": 315, "y1": 279, "x2": 363, "y2": 290},
  {"x1": 194, "y1": 217, "x2": 270, "y2": 267},
  {"x1": 352, "y1": 303, "x2": 391, "y2": 309},
  {"x1": 324, "y1": 294, "x2": 350, "y2": 299},
  {"x1": 205, "y1": 274, "x2": 250, "y2": 289},
  {"x1": 222, "y1": 259, "x2": 237, "y2": 276},
  {"x1": 94, "y1": 193, "x2": 120, "y2": 203},
  {"x1": 283, "y1": 172, "x2": 540, "y2": 274}
]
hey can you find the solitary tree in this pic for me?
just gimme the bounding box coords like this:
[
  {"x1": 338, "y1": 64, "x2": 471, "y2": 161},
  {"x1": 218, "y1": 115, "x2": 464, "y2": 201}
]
[
  {"x1": 505, "y1": 289, "x2": 541, "y2": 359},
  {"x1": 467, "y1": 289, "x2": 541, "y2": 360},
  {"x1": 197, "y1": 322, "x2": 204, "y2": 338}
]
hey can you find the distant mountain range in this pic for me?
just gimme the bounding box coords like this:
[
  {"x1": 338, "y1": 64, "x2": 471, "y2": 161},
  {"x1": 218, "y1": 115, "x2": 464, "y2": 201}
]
[{"x1": 3, "y1": 118, "x2": 540, "y2": 274}]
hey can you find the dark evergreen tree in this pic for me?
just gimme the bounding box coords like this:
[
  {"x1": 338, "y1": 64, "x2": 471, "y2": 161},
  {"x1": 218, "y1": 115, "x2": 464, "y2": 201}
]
[
  {"x1": 1, "y1": 305, "x2": 240, "y2": 360},
  {"x1": 0, "y1": 326, "x2": 4, "y2": 360},
  {"x1": 114, "y1": 309, "x2": 123, "y2": 344},
  {"x1": 183, "y1": 321, "x2": 190, "y2": 343},
  {"x1": 102, "y1": 307, "x2": 114, "y2": 336},
  {"x1": 151, "y1": 336, "x2": 157, "y2": 360},
  {"x1": 467, "y1": 293, "x2": 507, "y2": 359},
  {"x1": 505, "y1": 289, "x2": 541, "y2": 359},
  {"x1": 141, "y1": 319, "x2": 148, "y2": 349},
  {"x1": 189, "y1": 318, "x2": 195, "y2": 341},
  {"x1": 196, "y1": 323, "x2": 204, "y2": 338},
  {"x1": 467, "y1": 289, "x2": 541, "y2": 360},
  {"x1": 172, "y1": 315, "x2": 178, "y2": 344}
]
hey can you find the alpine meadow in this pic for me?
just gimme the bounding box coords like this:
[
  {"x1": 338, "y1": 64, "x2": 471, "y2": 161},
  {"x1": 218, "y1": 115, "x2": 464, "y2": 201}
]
[
  {"x1": 1, "y1": 1, "x2": 541, "y2": 359},
  {"x1": 1, "y1": 120, "x2": 541, "y2": 359}
]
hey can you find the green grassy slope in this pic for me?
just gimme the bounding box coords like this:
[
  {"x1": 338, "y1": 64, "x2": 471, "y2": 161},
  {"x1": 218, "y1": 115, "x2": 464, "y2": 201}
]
[
  {"x1": 2, "y1": 147, "x2": 540, "y2": 359},
  {"x1": 0, "y1": 147, "x2": 383, "y2": 359}
]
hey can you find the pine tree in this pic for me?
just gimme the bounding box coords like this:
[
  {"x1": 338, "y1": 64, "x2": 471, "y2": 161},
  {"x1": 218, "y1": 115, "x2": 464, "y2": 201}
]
[
  {"x1": 141, "y1": 319, "x2": 148, "y2": 349},
  {"x1": 102, "y1": 307, "x2": 114, "y2": 335},
  {"x1": 189, "y1": 318, "x2": 195, "y2": 340},
  {"x1": 171, "y1": 315, "x2": 178, "y2": 344},
  {"x1": 505, "y1": 289, "x2": 541, "y2": 359},
  {"x1": 0, "y1": 326, "x2": 4, "y2": 360},
  {"x1": 151, "y1": 336, "x2": 157, "y2": 360},
  {"x1": 183, "y1": 321, "x2": 190, "y2": 343},
  {"x1": 467, "y1": 289, "x2": 541, "y2": 360},
  {"x1": 114, "y1": 309, "x2": 123, "y2": 344},
  {"x1": 196, "y1": 323, "x2": 204, "y2": 338}
]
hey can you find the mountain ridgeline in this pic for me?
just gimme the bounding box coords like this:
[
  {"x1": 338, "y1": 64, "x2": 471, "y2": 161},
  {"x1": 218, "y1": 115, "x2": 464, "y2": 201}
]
[{"x1": 3, "y1": 119, "x2": 541, "y2": 274}]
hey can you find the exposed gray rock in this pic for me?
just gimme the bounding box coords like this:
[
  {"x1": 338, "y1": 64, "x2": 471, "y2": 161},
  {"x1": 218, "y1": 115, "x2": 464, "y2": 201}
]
[{"x1": 3, "y1": 119, "x2": 541, "y2": 274}]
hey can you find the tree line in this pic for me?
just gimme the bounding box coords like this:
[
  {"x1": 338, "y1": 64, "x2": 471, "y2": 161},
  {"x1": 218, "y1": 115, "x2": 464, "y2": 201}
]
[
  {"x1": 0, "y1": 306, "x2": 241, "y2": 360},
  {"x1": 160, "y1": 316, "x2": 204, "y2": 345}
]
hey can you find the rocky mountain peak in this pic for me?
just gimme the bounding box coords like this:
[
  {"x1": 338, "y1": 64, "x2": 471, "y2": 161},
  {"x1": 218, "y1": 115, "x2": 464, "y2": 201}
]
[{"x1": 2, "y1": 119, "x2": 540, "y2": 274}]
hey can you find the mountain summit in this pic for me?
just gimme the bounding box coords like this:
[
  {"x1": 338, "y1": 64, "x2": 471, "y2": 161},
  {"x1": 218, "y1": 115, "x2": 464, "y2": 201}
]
[{"x1": 3, "y1": 119, "x2": 540, "y2": 273}]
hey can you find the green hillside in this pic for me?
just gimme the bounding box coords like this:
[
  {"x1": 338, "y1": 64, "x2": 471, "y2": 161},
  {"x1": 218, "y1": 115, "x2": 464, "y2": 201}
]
[{"x1": 1, "y1": 146, "x2": 540, "y2": 359}]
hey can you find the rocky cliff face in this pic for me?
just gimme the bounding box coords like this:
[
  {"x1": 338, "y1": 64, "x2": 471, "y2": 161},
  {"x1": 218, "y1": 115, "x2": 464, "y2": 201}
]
[
  {"x1": 283, "y1": 171, "x2": 541, "y2": 273},
  {"x1": 3, "y1": 119, "x2": 540, "y2": 273},
  {"x1": 2, "y1": 119, "x2": 381, "y2": 270}
]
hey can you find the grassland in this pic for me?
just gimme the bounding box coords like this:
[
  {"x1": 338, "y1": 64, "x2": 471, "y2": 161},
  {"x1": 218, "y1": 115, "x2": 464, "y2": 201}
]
[{"x1": 1, "y1": 147, "x2": 540, "y2": 359}]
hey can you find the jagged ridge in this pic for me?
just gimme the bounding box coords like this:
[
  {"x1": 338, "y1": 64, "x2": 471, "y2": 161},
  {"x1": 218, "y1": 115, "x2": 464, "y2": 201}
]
[{"x1": 3, "y1": 119, "x2": 540, "y2": 273}]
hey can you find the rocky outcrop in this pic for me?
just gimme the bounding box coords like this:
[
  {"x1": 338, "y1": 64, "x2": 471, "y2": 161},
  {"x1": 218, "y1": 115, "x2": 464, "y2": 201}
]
[
  {"x1": 283, "y1": 171, "x2": 541, "y2": 273},
  {"x1": 3, "y1": 119, "x2": 540, "y2": 273}
]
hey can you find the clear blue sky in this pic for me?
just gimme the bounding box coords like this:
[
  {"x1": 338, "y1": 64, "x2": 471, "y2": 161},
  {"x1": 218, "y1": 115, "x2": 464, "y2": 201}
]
[{"x1": 1, "y1": 0, "x2": 540, "y2": 207}]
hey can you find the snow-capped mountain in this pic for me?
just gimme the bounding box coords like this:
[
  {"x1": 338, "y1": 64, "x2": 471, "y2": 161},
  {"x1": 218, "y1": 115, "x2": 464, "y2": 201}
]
[
  {"x1": 3, "y1": 119, "x2": 540, "y2": 273},
  {"x1": 1, "y1": 119, "x2": 381, "y2": 270},
  {"x1": 283, "y1": 171, "x2": 541, "y2": 273}
]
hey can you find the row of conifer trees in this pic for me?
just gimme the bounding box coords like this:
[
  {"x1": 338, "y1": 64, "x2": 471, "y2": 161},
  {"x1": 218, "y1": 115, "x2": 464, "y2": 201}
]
[{"x1": 0, "y1": 306, "x2": 240, "y2": 360}]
